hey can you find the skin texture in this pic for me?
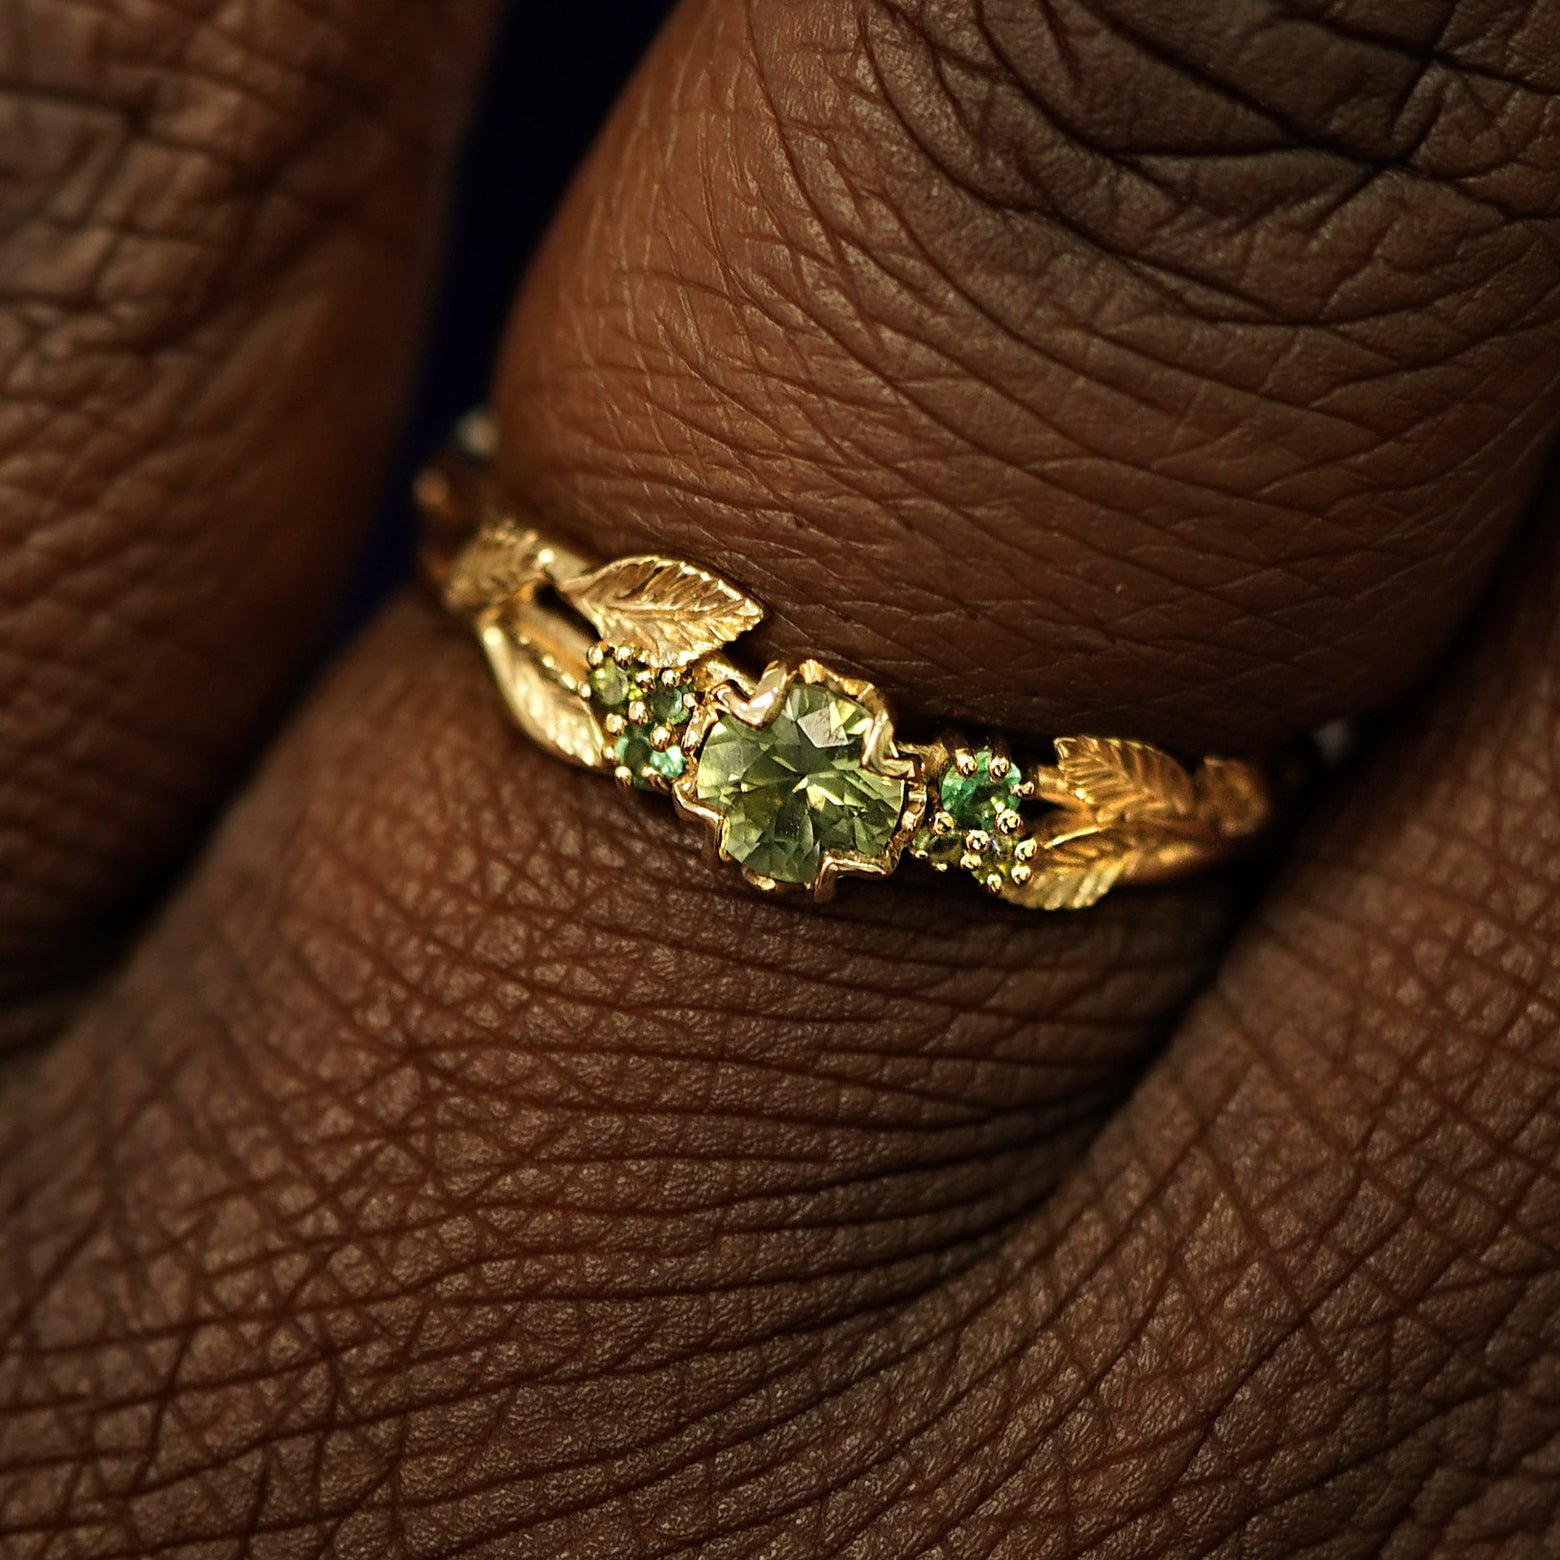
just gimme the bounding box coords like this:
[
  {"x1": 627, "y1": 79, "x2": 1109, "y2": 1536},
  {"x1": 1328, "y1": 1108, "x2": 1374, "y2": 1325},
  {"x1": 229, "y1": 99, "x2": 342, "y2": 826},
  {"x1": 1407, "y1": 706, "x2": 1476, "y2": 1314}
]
[
  {"x1": 500, "y1": 0, "x2": 1560, "y2": 749},
  {"x1": 0, "y1": 0, "x2": 497, "y2": 1042},
  {"x1": 2, "y1": 0, "x2": 1560, "y2": 1554}
]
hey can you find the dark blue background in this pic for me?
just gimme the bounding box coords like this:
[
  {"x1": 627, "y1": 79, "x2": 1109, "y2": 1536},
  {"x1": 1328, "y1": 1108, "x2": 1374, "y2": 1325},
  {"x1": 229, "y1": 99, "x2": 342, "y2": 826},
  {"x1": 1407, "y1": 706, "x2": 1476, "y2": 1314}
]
[{"x1": 351, "y1": 3, "x2": 675, "y2": 624}]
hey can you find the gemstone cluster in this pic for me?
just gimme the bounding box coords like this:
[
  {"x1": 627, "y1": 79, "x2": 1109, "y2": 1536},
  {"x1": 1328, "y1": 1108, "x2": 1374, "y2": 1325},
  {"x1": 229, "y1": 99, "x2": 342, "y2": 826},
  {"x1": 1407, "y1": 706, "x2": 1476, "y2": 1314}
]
[
  {"x1": 911, "y1": 745, "x2": 1038, "y2": 892},
  {"x1": 586, "y1": 647, "x2": 696, "y2": 791}
]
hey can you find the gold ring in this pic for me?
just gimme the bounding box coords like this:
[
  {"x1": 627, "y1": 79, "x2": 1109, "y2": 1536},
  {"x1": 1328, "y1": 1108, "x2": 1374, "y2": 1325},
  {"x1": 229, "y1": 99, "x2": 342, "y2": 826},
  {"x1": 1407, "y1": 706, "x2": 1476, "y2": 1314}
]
[{"x1": 417, "y1": 411, "x2": 1275, "y2": 909}]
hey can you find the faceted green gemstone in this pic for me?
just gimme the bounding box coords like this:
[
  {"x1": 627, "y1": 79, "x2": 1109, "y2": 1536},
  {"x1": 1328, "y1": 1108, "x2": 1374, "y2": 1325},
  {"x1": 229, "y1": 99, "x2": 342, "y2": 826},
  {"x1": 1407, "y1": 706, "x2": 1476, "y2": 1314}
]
[
  {"x1": 614, "y1": 729, "x2": 655, "y2": 782},
  {"x1": 694, "y1": 682, "x2": 905, "y2": 884},
  {"x1": 937, "y1": 747, "x2": 1023, "y2": 829},
  {"x1": 614, "y1": 725, "x2": 684, "y2": 790},
  {"x1": 648, "y1": 744, "x2": 685, "y2": 780},
  {"x1": 649, "y1": 679, "x2": 693, "y2": 727},
  {"x1": 589, "y1": 659, "x2": 633, "y2": 711},
  {"x1": 970, "y1": 832, "x2": 1026, "y2": 894},
  {"x1": 910, "y1": 823, "x2": 967, "y2": 868}
]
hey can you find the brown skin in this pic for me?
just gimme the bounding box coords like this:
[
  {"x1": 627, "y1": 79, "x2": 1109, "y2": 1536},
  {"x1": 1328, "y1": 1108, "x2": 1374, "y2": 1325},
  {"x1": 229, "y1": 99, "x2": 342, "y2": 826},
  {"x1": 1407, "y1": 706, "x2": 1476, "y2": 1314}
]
[
  {"x1": 2, "y1": 0, "x2": 1559, "y2": 1554},
  {"x1": 0, "y1": 0, "x2": 498, "y2": 1042}
]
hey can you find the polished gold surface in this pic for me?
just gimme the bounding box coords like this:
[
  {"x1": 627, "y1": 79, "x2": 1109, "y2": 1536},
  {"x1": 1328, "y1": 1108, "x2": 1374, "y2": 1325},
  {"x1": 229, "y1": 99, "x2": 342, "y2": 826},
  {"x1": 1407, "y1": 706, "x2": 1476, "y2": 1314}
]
[{"x1": 418, "y1": 413, "x2": 1275, "y2": 908}]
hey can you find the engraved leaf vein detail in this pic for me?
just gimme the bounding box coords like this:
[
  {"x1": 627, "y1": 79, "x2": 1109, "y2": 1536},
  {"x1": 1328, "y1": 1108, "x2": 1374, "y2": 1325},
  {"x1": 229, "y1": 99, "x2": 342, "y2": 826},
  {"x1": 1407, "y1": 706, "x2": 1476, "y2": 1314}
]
[
  {"x1": 561, "y1": 556, "x2": 764, "y2": 665},
  {"x1": 1054, "y1": 736, "x2": 1196, "y2": 822},
  {"x1": 480, "y1": 624, "x2": 605, "y2": 769},
  {"x1": 1019, "y1": 827, "x2": 1158, "y2": 911},
  {"x1": 443, "y1": 522, "x2": 547, "y2": 615}
]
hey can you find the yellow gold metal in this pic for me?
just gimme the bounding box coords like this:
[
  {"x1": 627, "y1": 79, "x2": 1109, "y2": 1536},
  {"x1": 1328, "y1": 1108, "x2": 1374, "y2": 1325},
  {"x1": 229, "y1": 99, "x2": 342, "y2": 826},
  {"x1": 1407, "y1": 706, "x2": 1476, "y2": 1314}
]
[{"x1": 419, "y1": 417, "x2": 1276, "y2": 909}]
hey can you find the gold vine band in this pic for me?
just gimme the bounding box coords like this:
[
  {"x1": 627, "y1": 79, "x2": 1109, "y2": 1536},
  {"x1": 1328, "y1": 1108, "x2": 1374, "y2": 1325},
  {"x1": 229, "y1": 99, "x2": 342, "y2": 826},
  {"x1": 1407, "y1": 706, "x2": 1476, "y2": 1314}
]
[{"x1": 417, "y1": 412, "x2": 1274, "y2": 909}]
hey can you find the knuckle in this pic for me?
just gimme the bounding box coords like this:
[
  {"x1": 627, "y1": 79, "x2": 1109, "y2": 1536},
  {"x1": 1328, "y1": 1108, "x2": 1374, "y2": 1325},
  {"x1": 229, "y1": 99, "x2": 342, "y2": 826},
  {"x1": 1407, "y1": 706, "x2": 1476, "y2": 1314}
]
[
  {"x1": 0, "y1": 0, "x2": 489, "y2": 1020},
  {"x1": 508, "y1": 0, "x2": 1560, "y2": 769},
  {"x1": 0, "y1": 0, "x2": 466, "y2": 350},
  {"x1": 847, "y1": 0, "x2": 1560, "y2": 364}
]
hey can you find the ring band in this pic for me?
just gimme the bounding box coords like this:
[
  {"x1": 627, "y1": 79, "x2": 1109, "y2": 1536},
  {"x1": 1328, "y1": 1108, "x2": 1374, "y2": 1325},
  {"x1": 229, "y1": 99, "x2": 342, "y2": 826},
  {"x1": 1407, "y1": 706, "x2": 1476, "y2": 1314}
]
[{"x1": 417, "y1": 412, "x2": 1276, "y2": 909}]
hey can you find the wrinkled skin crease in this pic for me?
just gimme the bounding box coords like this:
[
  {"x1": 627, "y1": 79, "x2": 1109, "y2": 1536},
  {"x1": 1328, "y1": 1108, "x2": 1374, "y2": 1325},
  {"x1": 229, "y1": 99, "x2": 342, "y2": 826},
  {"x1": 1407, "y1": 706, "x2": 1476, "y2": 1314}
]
[
  {"x1": 0, "y1": 0, "x2": 501, "y2": 1046},
  {"x1": 3, "y1": 0, "x2": 1560, "y2": 1555}
]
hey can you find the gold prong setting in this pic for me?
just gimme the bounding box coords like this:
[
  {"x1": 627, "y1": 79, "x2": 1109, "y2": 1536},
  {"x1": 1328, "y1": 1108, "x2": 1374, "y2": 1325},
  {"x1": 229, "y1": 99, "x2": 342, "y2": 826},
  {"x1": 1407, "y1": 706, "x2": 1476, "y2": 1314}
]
[
  {"x1": 909, "y1": 742, "x2": 1039, "y2": 893},
  {"x1": 587, "y1": 644, "x2": 698, "y2": 793},
  {"x1": 670, "y1": 659, "x2": 923, "y2": 901}
]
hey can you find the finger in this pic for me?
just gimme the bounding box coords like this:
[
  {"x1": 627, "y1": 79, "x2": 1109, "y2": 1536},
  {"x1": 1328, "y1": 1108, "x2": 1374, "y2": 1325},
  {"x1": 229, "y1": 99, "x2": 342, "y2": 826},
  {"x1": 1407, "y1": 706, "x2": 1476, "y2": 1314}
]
[
  {"x1": 0, "y1": 0, "x2": 497, "y2": 1037},
  {"x1": 499, "y1": 0, "x2": 1560, "y2": 751},
  {"x1": 4, "y1": 0, "x2": 1560, "y2": 1549},
  {"x1": 758, "y1": 496, "x2": 1560, "y2": 1555},
  {"x1": 2, "y1": 586, "x2": 1550, "y2": 1548},
  {"x1": 0, "y1": 605, "x2": 1237, "y2": 1550}
]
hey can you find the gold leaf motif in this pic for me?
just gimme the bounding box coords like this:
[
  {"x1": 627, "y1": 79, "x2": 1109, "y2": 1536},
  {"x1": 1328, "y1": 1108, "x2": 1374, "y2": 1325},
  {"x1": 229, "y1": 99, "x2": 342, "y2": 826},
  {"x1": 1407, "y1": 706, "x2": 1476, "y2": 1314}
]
[
  {"x1": 444, "y1": 522, "x2": 547, "y2": 616},
  {"x1": 560, "y1": 555, "x2": 764, "y2": 665},
  {"x1": 1195, "y1": 756, "x2": 1271, "y2": 839},
  {"x1": 1053, "y1": 735, "x2": 1196, "y2": 823},
  {"x1": 1013, "y1": 827, "x2": 1151, "y2": 911},
  {"x1": 479, "y1": 624, "x2": 605, "y2": 770}
]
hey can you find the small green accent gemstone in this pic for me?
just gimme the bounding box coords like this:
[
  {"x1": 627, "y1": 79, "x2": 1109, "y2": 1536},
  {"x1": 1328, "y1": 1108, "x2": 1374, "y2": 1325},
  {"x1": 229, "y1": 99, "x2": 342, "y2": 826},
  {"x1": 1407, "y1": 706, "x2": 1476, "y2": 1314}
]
[
  {"x1": 614, "y1": 725, "x2": 685, "y2": 789},
  {"x1": 910, "y1": 825, "x2": 966, "y2": 868},
  {"x1": 648, "y1": 744, "x2": 685, "y2": 780},
  {"x1": 613, "y1": 730, "x2": 656, "y2": 790},
  {"x1": 694, "y1": 682, "x2": 905, "y2": 885},
  {"x1": 614, "y1": 728, "x2": 652, "y2": 771},
  {"x1": 589, "y1": 659, "x2": 633, "y2": 711},
  {"x1": 963, "y1": 830, "x2": 1026, "y2": 893},
  {"x1": 650, "y1": 680, "x2": 693, "y2": 726},
  {"x1": 937, "y1": 748, "x2": 1024, "y2": 830}
]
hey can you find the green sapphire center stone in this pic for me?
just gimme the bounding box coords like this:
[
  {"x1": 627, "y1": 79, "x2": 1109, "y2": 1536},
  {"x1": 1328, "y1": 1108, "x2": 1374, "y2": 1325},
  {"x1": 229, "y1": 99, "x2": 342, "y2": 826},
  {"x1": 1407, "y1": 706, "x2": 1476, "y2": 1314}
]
[{"x1": 694, "y1": 682, "x2": 906, "y2": 885}]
